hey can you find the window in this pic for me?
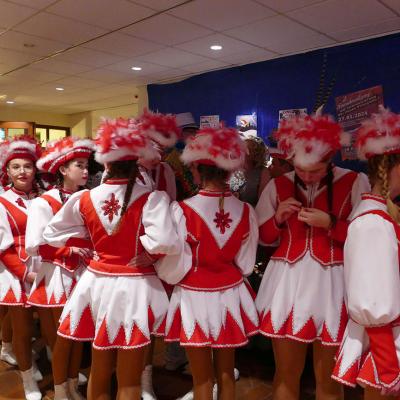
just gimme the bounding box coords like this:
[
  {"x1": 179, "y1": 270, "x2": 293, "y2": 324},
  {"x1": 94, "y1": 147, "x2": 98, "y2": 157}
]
[{"x1": 35, "y1": 125, "x2": 70, "y2": 146}]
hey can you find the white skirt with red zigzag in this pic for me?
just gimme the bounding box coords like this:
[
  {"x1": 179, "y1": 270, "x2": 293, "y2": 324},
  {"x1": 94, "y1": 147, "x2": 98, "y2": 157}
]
[
  {"x1": 28, "y1": 263, "x2": 85, "y2": 307},
  {"x1": 57, "y1": 269, "x2": 168, "y2": 350},
  {"x1": 165, "y1": 282, "x2": 259, "y2": 347},
  {"x1": 255, "y1": 252, "x2": 347, "y2": 346},
  {"x1": 0, "y1": 257, "x2": 40, "y2": 307},
  {"x1": 332, "y1": 320, "x2": 400, "y2": 390}
]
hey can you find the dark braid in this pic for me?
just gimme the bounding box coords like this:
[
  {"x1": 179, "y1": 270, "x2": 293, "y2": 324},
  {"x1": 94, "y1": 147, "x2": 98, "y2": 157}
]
[
  {"x1": 293, "y1": 173, "x2": 303, "y2": 206},
  {"x1": 119, "y1": 166, "x2": 137, "y2": 219},
  {"x1": 326, "y1": 163, "x2": 334, "y2": 214},
  {"x1": 105, "y1": 160, "x2": 139, "y2": 233}
]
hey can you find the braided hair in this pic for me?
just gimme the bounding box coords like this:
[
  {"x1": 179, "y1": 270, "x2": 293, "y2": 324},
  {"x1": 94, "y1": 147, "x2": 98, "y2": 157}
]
[
  {"x1": 368, "y1": 153, "x2": 400, "y2": 223},
  {"x1": 103, "y1": 160, "x2": 139, "y2": 233}
]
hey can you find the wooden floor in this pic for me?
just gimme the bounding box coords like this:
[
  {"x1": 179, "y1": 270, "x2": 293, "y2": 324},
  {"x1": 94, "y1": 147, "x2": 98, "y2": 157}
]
[{"x1": 0, "y1": 336, "x2": 363, "y2": 400}]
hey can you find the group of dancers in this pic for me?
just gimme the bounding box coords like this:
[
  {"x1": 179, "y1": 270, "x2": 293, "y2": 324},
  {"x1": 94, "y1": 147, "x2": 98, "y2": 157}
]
[{"x1": 0, "y1": 106, "x2": 399, "y2": 400}]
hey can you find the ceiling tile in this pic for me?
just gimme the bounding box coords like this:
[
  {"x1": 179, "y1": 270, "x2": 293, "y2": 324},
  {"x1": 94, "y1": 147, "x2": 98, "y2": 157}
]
[
  {"x1": 6, "y1": 0, "x2": 58, "y2": 10},
  {"x1": 168, "y1": 0, "x2": 276, "y2": 30},
  {"x1": 0, "y1": 0, "x2": 38, "y2": 28},
  {"x1": 0, "y1": 62, "x2": 17, "y2": 74},
  {"x1": 128, "y1": 0, "x2": 185, "y2": 11},
  {"x1": 83, "y1": 32, "x2": 164, "y2": 57},
  {"x1": 31, "y1": 59, "x2": 93, "y2": 75},
  {"x1": 51, "y1": 76, "x2": 106, "y2": 89},
  {"x1": 255, "y1": 0, "x2": 325, "y2": 12},
  {"x1": 47, "y1": 0, "x2": 154, "y2": 30},
  {"x1": 279, "y1": 32, "x2": 334, "y2": 53},
  {"x1": 5, "y1": 67, "x2": 64, "y2": 83},
  {"x1": 330, "y1": 17, "x2": 400, "y2": 41},
  {"x1": 226, "y1": 15, "x2": 335, "y2": 53},
  {"x1": 288, "y1": 0, "x2": 396, "y2": 34},
  {"x1": 55, "y1": 47, "x2": 125, "y2": 67},
  {"x1": 182, "y1": 59, "x2": 231, "y2": 74},
  {"x1": 136, "y1": 47, "x2": 209, "y2": 68},
  {"x1": 380, "y1": 0, "x2": 400, "y2": 14},
  {"x1": 77, "y1": 68, "x2": 135, "y2": 83},
  {"x1": 105, "y1": 59, "x2": 171, "y2": 74},
  {"x1": 123, "y1": 14, "x2": 213, "y2": 46},
  {"x1": 0, "y1": 30, "x2": 68, "y2": 56},
  {"x1": 145, "y1": 68, "x2": 189, "y2": 81},
  {"x1": 0, "y1": 48, "x2": 38, "y2": 70},
  {"x1": 16, "y1": 12, "x2": 108, "y2": 44},
  {"x1": 176, "y1": 33, "x2": 264, "y2": 58},
  {"x1": 21, "y1": 83, "x2": 84, "y2": 96},
  {"x1": 218, "y1": 48, "x2": 276, "y2": 65}
]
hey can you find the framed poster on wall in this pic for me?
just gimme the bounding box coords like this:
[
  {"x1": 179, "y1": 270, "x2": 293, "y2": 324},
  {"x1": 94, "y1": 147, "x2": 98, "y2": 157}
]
[{"x1": 335, "y1": 85, "x2": 384, "y2": 159}]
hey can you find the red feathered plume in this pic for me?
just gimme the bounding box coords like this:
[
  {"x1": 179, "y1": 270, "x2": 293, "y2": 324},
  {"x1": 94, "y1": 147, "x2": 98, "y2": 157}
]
[{"x1": 138, "y1": 109, "x2": 181, "y2": 148}]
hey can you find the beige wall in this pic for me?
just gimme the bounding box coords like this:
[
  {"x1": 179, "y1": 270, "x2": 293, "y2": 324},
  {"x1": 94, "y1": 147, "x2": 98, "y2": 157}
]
[
  {"x1": 0, "y1": 107, "x2": 71, "y2": 126},
  {"x1": 0, "y1": 85, "x2": 148, "y2": 138}
]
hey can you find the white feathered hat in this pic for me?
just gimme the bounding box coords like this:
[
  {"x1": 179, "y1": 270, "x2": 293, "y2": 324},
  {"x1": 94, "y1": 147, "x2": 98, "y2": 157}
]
[
  {"x1": 94, "y1": 117, "x2": 158, "y2": 164},
  {"x1": 137, "y1": 109, "x2": 181, "y2": 148},
  {"x1": 356, "y1": 106, "x2": 400, "y2": 160},
  {"x1": 274, "y1": 113, "x2": 347, "y2": 168},
  {"x1": 0, "y1": 135, "x2": 42, "y2": 172},
  {"x1": 181, "y1": 126, "x2": 246, "y2": 171},
  {"x1": 37, "y1": 137, "x2": 94, "y2": 173}
]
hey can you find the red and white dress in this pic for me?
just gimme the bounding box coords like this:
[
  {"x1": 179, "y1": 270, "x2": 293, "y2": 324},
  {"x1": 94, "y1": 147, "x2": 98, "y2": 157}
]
[
  {"x1": 156, "y1": 190, "x2": 259, "y2": 347},
  {"x1": 27, "y1": 188, "x2": 89, "y2": 307},
  {"x1": 332, "y1": 193, "x2": 400, "y2": 391},
  {"x1": 0, "y1": 188, "x2": 40, "y2": 306},
  {"x1": 43, "y1": 179, "x2": 179, "y2": 350},
  {"x1": 255, "y1": 167, "x2": 369, "y2": 345}
]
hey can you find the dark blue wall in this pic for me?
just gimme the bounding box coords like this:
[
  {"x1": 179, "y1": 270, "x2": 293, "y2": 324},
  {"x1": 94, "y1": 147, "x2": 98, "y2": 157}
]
[{"x1": 148, "y1": 32, "x2": 400, "y2": 145}]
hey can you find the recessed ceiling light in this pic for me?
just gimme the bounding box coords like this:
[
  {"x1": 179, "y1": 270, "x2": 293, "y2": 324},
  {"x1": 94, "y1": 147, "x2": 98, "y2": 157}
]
[
  {"x1": 131, "y1": 66, "x2": 142, "y2": 71},
  {"x1": 56, "y1": 87, "x2": 64, "y2": 91},
  {"x1": 210, "y1": 45, "x2": 222, "y2": 51},
  {"x1": 6, "y1": 100, "x2": 15, "y2": 104}
]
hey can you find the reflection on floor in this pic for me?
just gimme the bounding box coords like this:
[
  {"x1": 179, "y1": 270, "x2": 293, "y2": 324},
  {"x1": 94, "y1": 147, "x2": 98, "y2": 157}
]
[{"x1": 0, "y1": 336, "x2": 363, "y2": 400}]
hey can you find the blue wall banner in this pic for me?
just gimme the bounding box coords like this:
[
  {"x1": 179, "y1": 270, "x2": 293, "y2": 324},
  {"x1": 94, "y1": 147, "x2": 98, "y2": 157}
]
[{"x1": 148, "y1": 32, "x2": 400, "y2": 149}]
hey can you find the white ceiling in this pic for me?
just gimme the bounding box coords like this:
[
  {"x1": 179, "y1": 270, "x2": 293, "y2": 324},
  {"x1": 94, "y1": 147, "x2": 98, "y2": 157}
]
[{"x1": 0, "y1": 0, "x2": 399, "y2": 114}]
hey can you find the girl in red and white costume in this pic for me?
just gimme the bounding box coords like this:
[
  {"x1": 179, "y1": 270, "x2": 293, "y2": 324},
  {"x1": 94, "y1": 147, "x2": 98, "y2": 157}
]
[
  {"x1": 135, "y1": 110, "x2": 181, "y2": 400},
  {"x1": 27, "y1": 137, "x2": 94, "y2": 400},
  {"x1": 156, "y1": 127, "x2": 259, "y2": 400},
  {"x1": 332, "y1": 107, "x2": 400, "y2": 399},
  {"x1": 137, "y1": 110, "x2": 179, "y2": 200},
  {"x1": 255, "y1": 114, "x2": 370, "y2": 400},
  {"x1": 42, "y1": 118, "x2": 180, "y2": 400},
  {"x1": 0, "y1": 136, "x2": 43, "y2": 400}
]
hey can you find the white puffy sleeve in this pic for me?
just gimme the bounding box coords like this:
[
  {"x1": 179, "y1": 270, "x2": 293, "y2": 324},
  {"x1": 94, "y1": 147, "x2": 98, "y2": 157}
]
[
  {"x1": 255, "y1": 179, "x2": 278, "y2": 226},
  {"x1": 140, "y1": 190, "x2": 180, "y2": 256},
  {"x1": 0, "y1": 203, "x2": 14, "y2": 253},
  {"x1": 255, "y1": 179, "x2": 281, "y2": 246},
  {"x1": 154, "y1": 201, "x2": 192, "y2": 284},
  {"x1": 234, "y1": 204, "x2": 259, "y2": 276},
  {"x1": 43, "y1": 191, "x2": 89, "y2": 248},
  {"x1": 351, "y1": 172, "x2": 371, "y2": 209},
  {"x1": 344, "y1": 213, "x2": 400, "y2": 326},
  {"x1": 25, "y1": 197, "x2": 53, "y2": 256}
]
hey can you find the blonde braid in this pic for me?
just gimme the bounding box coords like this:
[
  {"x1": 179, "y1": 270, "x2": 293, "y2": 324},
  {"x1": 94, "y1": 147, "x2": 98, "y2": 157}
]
[{"x1": 377, "y1": 155, "x2": 400, "y2": 223}]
